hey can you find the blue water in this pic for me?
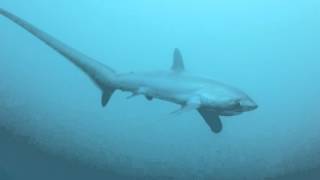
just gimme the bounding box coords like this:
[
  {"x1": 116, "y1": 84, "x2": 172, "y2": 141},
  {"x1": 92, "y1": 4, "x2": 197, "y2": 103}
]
[{"x1": 0, "y1": 1, "x2": 320, "y2": 179}]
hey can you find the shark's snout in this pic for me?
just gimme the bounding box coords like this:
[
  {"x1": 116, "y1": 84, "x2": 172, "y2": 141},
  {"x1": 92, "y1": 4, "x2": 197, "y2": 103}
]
[{"x1": 240, "y1": 99, "x2": 258, "y2": 111}]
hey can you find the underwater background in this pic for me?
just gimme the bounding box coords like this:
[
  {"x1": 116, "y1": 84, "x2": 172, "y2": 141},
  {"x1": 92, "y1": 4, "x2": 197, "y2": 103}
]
[{"x1": 0, "y1": 0, "x2": 319, "y2": 179}]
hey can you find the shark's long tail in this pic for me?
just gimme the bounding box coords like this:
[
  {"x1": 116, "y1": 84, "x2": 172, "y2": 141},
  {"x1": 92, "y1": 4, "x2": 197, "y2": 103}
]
[{"x1": 0, "y1": 9, "x2": 116, "y2": 107}]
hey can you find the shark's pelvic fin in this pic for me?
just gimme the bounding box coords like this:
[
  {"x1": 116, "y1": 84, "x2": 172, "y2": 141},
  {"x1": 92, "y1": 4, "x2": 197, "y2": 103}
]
[
  {"x1": 171, "y1": 97, "x2": 200, "y2": 114},
  {"x1": 171, "y1": 48, "x2": 185, "y2": 72},
  {"x1": 0, "y1": 9, "x2": 116, "y2": 92},
  {"x1": 126, "y1": 93, "x2": 139, "y2": 99},
  {"x1": 145, "y1": 95, "x2": 153, "y2": 101},
  {"x1": 198, "y1": 108, "x2": 223, "y2": 133}
]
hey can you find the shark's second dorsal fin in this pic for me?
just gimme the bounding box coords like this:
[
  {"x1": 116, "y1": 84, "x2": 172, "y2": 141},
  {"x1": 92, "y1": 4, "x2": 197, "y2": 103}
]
[{"x1": 171, "y1": 48, "x2": 185, "y2": 72}]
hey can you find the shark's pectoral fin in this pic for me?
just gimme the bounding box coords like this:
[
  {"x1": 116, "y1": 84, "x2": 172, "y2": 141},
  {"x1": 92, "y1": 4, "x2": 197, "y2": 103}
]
[
  {"x1": 198, "y1": 108, "x2": 222, "y2": 133},
  {"x1": 101, "y1": 87, "x2": 115, "y2": 107}
]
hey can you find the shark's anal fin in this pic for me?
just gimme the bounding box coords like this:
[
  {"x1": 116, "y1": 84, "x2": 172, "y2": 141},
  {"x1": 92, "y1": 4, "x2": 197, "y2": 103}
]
[
  {"x1": 101, "y1": 88, "x2": 115, "y2": 107},
  {"x1": 198, "y1": 108, "x2": 223, "y2": 134},
  {"x1": 171, "y1": 48, "x2": 185, "y2": 72}
]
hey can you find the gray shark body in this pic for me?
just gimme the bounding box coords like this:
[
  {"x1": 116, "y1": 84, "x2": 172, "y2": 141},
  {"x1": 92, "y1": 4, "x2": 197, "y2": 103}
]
[{"x1": 1, "y1": 9, "x2": 257, "y2": 133}]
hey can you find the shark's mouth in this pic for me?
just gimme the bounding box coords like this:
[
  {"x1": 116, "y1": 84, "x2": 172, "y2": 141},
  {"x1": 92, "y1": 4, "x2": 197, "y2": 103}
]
[{"x1": 220, "y1": 110, "x2": 243, "y2": 116}]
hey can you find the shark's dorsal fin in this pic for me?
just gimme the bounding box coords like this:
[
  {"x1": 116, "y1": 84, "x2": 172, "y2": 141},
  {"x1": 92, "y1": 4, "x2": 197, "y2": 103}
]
[{"x1": 171, "y1": 48, "x2": 185, "y2": 72}]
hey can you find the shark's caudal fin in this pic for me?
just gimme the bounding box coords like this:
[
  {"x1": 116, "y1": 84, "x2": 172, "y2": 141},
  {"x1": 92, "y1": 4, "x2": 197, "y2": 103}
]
[
  {"x1": 0, "y1": 9, "x2": 116, "y2": 107},
  {"x1": 171, "y1": 48, "x2": 185, "y2": 72}
]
